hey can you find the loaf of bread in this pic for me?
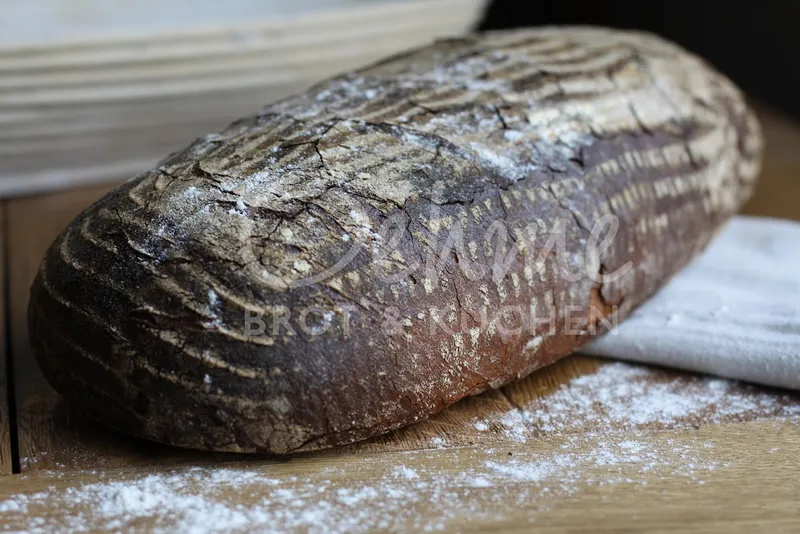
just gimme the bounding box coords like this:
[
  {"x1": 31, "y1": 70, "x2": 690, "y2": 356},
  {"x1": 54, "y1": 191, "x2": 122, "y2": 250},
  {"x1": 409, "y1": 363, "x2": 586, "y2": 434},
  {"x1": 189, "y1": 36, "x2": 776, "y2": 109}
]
[{"x1": 29, "y1": 27, "x2": 762, "y2": 453}]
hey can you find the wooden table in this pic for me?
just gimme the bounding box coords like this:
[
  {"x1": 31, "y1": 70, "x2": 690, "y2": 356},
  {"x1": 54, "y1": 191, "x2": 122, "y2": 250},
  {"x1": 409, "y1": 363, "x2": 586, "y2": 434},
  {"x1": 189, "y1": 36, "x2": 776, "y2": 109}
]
[{"x1": 0, "y1": 104, "x2": 798, "y2": 532}]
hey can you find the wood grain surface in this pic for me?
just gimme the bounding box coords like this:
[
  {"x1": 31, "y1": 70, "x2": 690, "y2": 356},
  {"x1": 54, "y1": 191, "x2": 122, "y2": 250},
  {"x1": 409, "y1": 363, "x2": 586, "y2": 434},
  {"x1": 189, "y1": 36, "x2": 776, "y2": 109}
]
[
  {"x1": 0, "y1": 104, "x2": 797, "y2": 532},
  {"x1": 0, "y1": 203, "x2": 10, "y2": 475},
  {"x1": 0, "y1": 419, "x2": 798, "y2": 532}
]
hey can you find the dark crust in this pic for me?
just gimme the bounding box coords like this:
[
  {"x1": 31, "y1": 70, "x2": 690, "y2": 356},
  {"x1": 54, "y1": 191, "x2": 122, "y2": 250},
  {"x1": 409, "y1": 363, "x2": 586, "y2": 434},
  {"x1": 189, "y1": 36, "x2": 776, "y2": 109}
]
[{"x1": 28, "y1": 26, "x2": 762, "y2": 453}]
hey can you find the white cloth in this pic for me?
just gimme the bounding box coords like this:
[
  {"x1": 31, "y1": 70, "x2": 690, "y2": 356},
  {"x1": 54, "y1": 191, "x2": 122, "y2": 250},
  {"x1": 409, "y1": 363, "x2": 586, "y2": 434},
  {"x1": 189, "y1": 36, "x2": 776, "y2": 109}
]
[{"x1": 582, "y1": 216, "x2": 800, "y2": 391}]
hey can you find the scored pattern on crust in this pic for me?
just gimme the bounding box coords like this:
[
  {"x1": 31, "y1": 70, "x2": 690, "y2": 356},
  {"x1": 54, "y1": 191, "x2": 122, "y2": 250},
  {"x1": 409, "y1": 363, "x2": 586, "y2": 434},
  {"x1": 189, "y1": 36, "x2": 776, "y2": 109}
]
[{"x1": 29, "y1": 27, "x2": 762, "y2": 453}]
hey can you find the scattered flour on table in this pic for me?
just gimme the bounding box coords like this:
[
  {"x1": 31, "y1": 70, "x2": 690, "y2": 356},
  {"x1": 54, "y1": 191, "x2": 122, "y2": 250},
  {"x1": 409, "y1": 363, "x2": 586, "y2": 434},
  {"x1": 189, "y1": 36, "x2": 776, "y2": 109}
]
[
  {"x1": 472, "y1": 362, "x2": 800, "y2": 441},
  {"x1": 0, "y1": 434, "x2": 739, "y2": 534},
  {"x1": 1, "y1": 362, "x2": 797, "y2": 533},
  {"x1": 473, "y1": 421, "x2": 489, "y2": 432},
  {"x1": 428, "y1": 437, "x2": 446, "y2": 448}
]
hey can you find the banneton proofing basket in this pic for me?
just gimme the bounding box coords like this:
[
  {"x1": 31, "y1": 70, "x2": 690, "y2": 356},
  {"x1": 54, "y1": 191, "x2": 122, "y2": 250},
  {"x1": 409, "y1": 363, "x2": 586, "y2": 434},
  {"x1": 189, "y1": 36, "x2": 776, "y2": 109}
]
[{"x1": 0, "y1": 0, "x2": 488, "y2": 197}]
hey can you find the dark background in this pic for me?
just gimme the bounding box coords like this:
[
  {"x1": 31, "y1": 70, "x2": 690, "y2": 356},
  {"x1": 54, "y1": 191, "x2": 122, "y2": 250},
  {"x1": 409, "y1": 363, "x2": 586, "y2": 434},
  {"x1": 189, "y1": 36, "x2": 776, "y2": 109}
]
[{"x1": 478, "y1": 0, "x2": 800, "y2": 121}]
